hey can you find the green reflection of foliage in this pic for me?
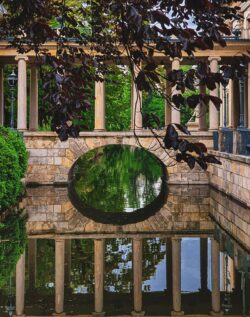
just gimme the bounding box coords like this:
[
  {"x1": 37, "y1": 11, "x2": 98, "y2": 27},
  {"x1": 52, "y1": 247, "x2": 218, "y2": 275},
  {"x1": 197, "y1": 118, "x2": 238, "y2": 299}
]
[
  {"x1": 73, "y1": 145, "x2": 163, "y2": 213},
  {"x1": 0, "y1": 211, "x2": 27, "y2": 288},
  {"x1": 71, "y1": 239, "x2": 95, "y2": 294},
  {"x1": 36, "y1": 239, "x2": 55, "y2": 294}
]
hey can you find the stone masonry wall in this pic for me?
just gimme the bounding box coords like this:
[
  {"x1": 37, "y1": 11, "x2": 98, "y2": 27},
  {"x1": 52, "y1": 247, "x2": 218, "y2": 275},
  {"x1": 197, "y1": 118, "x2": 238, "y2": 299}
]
[
  {"x1": 210, "y1": 187, "x2": 250, "y2": 251},
  {"x1": 24, "y1": 185, "x2": 213, "y2": 236},
  {"x1": 24, "y1": 131, "x2": 213, "y2": 185},
  {"x1": 208, "y1": 150, "x2": 250, "y2": 206}
]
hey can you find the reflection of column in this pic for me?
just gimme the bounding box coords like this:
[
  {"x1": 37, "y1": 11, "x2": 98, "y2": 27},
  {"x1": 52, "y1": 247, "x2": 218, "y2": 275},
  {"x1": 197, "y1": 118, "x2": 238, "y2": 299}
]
[
  {"x1": 199, "y1": 85, "x2": 207, "y2": 131},
  {"x1": 132, "y1": 238, "x2": 144, "y2": 316},
  {"x1": 166, "y1": 238, "x2": 173, "y2": 294},
  {"x1": 15, "y1": 54, "x2": 28, "y2": 131},
  {"x1": 55, "y1": 239, "x2": 65, "y2": 315},
  {"x1": 248, "y1": 63, "x2": 250, "y2": 129},
  {"x1": 65, "y1": 239, "x2": 71, "y2": 288},
  {"x1": 0, "y1": 65, "x2": 4, "y2": 126},
  {"x1": 29, "y1": 65, "x2": 39, "y2": 130},
  {"x1": 211, "y1": 238, "x2": 221, "y2": 315},
  {"x1": 208, "y1": 57, "x2": 221, "y2": 130},
  {"x1": 93, "y1": 239, "x2": 105, "y2": 317},
  {"x1": 171, "y1": 58, "x2": 181, "y2": 124},
  {"x1": 200, "y1": 238, "x2": 208, "y2": 293},
  {"x1": 228, "y1": 256, "x2": 235, "y2": 291},
  {"x1": 131, "y1": 64, "x2": 142, "y2": 130},
  {"x1": 16, "y1": 252, "x2": 25, "y2": 317},
  {"x1": 171, "y1": 238, "x2": 184, "y2": 316},
  {"x1": 28, "y1": 239, "x2": 37, "y2": 290},
  {"x1": 94, "y1": 80, "x2": 106, "y2": 131},
  {"x1": 165, "y1": 65, "x2": 172, "y2": 126}
]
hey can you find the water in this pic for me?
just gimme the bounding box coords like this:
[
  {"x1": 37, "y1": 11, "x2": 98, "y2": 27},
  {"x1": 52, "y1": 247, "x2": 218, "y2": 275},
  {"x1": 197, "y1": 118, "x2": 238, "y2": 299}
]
[{"x1": 0, "y1": 145, "x2": 250, "y2": 316}]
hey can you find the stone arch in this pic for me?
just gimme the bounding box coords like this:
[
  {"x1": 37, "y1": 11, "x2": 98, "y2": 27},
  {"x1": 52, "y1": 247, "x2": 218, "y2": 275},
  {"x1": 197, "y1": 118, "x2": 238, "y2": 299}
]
[{"x1": 67, "y1": 135, "x2": 172, "y2": 172}]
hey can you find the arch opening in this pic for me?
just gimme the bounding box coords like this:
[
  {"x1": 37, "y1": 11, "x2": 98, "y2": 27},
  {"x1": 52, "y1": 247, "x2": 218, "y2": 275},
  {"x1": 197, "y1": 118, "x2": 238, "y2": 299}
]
[{"x1": 68, "y1": 144, "x2": 168, "y2": 225}]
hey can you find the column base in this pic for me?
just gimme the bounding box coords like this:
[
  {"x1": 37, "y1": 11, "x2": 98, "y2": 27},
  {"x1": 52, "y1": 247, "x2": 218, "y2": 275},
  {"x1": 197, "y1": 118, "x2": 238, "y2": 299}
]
[
  {"x1": 52, "y1": 313, "x2": 66, "y2": 316},
  {"x1": 94, "y1": 129, "x2": 106, "y2": 132},
  {"x1": 210, "y1": 310, "x2": 224, "y2": 316},
  {"x1": 171, "y1": 311, "x2": 184, "y2": 316},
  {"x1": 92, "y1": 312, "x2": 105, "y2": 317},
  {"x1": 131, "y1": 310, "x2": 145, "y2": 316},
  {"x1": 13, "y1": 315, "x2": 26, "y2": 317},
  {"x1": 199, "y1": 287, "x2": 210, "y2": 294}
]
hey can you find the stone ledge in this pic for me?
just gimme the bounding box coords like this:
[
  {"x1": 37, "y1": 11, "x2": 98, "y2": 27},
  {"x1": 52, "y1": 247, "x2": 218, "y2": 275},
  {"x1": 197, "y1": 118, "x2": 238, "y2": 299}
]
[
  {"x1": 23, "y1": 131, "x2": 214, "y2": 138},
  {"x1": 209, "y1": 150, "x2": 250, "y2": 164}
]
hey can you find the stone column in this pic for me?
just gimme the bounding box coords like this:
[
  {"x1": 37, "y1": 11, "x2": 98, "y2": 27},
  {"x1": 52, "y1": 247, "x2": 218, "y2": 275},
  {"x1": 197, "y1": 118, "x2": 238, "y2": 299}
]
[
  {"x1": 248, "y1": 63, "x2": 250, "y2": 129},
  {"x1": 131, "y1": 64, "x2": 142, "y2": 130},
  {"x1": 200, "y1": 238, "x2": 208, "y2": 293},
  {"x1": 199, "y1": 85, "x2": 207, "y2": 131},
  {"x1": 94, "y1": 80, "x2": 106, "y2": 131},
  {"x1": 228, "y1": 79, "x2": 235, "y2": 128},
  {"x1": 16, "y1": 252, "x2": 25, "y2": 317},
  {"x1": 55, "y1": 239, "x2": 65, "y2": 315},
  {"x1": 211, "y1": 238, "x2": 221, "y2": 315},
  {"x1": 132, "y1": 238, "x2": 144, "y2": 316},
  {"x1": 165, "y1": 65, "x2": 172, "y2": 126},
  {"x1": 166, "y1": 238, "x2": 173, "y2": 294},
  {"x1": 171, "y1": 58, "x2": 181, "y2": 124},
  {"x1": 29, "y1": 65, "x2": 39, "y2": 130},
  {"x1": 15, "y1": 54, "x2": 28, "y2": 131},
  {"x1": 28, "y1": 239, "x2": 37, "y2": 290},
  {"x1": 65, "y1": 239, "x2": 71, "y2": 288},
  {"x1": 93, "y1": 239, "x2": 105, "y2": 317},
  {"x1": 171, "y1": 238, "x2": 184, "y2": 316},
  {"x1": 0, "y1": 65, "x2": 4, "y2": 126},
  {"x1": 208, "y1": 57, "x2": 221, "y2": 130}
]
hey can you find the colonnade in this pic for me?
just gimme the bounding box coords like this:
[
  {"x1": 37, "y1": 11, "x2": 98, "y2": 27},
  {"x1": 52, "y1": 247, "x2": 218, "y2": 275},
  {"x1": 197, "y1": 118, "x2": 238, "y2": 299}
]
[
  {"x1": 13, "y1": 237, "x2": 224, "y2": 317},
  {"x1": 0, "y1": 55, "x2": 249, "y2": 132}
]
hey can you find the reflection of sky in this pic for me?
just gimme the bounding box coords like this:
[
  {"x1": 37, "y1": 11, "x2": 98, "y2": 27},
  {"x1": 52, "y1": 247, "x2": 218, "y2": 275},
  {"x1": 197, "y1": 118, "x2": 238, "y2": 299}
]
[
  {"x1": 124, "y1": 175, "x2": 162, "y2": 213},
  {"x1": 143, "y1": 238, "x2": 212, "y2": 293}
]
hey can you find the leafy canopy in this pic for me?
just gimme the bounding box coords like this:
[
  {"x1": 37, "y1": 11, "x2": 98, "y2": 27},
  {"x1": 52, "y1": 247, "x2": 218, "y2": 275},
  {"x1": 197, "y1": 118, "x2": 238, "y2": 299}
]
[{"x1": 0, "y1": 0, "x2": 248, "y2": 168}]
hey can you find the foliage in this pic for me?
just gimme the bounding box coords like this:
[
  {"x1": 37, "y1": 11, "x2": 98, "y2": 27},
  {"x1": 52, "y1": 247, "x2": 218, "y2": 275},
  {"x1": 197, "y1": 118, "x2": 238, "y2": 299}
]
[
  {"x1": 0, "y1": 127, "x2": 28, "y2": 212},
  {"x1": 0, "y1": 127, "x2": 28, "y2": 177},
  {"x1": 0, "y1": 0, "x2": 247, "y2": 168},
  {"x1": 72, "y1": 145, "x2": 163, "y2": 213},
  {"x1": 0, "y1": 210, "x2": 27, "y2": 288}
]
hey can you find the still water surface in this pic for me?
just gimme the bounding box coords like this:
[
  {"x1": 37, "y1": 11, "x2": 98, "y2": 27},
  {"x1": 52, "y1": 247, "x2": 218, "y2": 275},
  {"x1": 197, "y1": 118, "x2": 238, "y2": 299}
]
[{"x1": 0, "y1": 145, "x2": 250, "y2": 316}]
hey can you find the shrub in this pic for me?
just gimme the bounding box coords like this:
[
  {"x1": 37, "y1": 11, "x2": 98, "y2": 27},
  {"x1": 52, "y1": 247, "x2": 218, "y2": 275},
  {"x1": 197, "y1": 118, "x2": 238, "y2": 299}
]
[
  {"x1": 0, "y1": 127, "x2": 28, "y2": 177},
  {"x1": 0, "y1": 137, "x2": 22, "y2": 212},
  {"x1": 0, "y1": 210, "x2": 27, "y2": 288}
]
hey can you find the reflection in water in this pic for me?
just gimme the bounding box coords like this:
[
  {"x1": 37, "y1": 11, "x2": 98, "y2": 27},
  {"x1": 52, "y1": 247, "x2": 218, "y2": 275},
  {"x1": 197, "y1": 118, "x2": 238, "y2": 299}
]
[
  {"x1": 0, "y1": 185, "x2": 250, "y2": 316},
  {"x1": 69, "y1": 145, "x2": 165, "y2": 219}
]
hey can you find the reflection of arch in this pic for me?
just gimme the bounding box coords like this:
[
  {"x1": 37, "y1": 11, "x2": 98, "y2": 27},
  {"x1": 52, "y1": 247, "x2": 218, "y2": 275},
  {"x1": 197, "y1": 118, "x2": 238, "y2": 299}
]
[{"x1": 68, "y1": 145, "x2": 168, "y2": 225}]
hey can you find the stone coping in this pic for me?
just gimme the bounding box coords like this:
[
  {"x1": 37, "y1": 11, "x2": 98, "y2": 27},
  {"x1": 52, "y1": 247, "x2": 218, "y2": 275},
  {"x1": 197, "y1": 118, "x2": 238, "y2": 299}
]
[
  {"x1": 23, "y1": 131, "x2": 213, "y2": 138},
  {"x1": 12, "y1": 315, "x2": 246, "y2": 317},
  {"x1": 27, "y1": 232, "x2": 214, "y2": 239},
  {"x1": 209, "y1": 150, "x2": 250, "y2": 164}
]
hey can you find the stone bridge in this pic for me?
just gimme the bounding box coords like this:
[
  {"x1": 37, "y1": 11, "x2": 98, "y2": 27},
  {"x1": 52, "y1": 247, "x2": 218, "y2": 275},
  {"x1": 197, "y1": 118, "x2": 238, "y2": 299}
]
[{"x1": 24, "y1": 131, "x2": 213, "y2": 185}]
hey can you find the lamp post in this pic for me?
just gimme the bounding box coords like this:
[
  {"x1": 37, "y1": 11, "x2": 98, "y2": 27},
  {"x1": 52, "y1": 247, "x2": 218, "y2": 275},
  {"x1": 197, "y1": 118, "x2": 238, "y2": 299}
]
[
  {"x1": 7, "y1": 70, "x2": 17, "y2": 129},
  {"x1": 221, "y1": 75, "x2": 229, "y2": 130},
  {"x1": 238, "y1": 74, "x2": 246, "y2": 129}
]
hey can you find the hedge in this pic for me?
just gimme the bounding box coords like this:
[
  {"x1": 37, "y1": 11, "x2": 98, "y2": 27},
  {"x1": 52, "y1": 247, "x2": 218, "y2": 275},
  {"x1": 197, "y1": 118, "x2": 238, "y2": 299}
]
[
  {"x1": 0, "y1": 127, "x2": 28, "y2": 213},
  {"x1": 0, "y1": 210, "x2": 27, "y2": 288}
]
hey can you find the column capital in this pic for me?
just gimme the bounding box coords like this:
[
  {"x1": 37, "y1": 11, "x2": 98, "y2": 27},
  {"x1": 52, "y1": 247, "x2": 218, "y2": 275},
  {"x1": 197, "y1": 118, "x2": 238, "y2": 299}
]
[
  {"x1": 172, "y1": 237, "x2": 182, "y2": 242},
  {"x1": 208, "y1": 56, "x2": 221, "y2": 63},
  {"x1": 55, "y1": 238, "x2": 65, "y2": 243},
  {"x1": 15, "y1": 54, "x2": 29, "y2": 62}
]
